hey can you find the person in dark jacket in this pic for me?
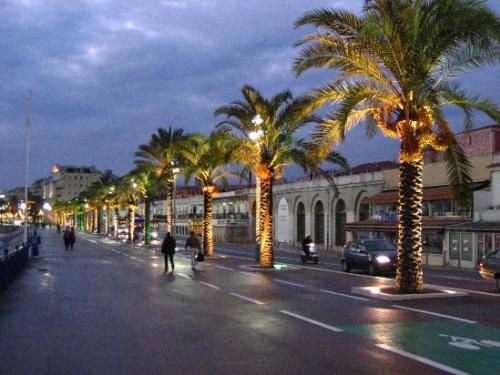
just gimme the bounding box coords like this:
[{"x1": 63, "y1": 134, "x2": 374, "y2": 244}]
[
  {"x1": 69, "y1": 228, "x2": 76, "y2": 249},
  {"x1": 302, "y1": 235, "x2": 313, "y2": 257},
  {"x1": 161, "y1": 232, "x2": 176, "y2": 273},
  {"x1": 63, "y1": 227, "x2": 71, "y2": 250}
]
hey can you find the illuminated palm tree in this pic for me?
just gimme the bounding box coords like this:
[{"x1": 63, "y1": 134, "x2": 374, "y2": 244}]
[
  {"x1": 117, "y1": 176, "x2": 139, "y2": 242},
  {"x1": 129, "y1": 170, "x2": 158, "y2": 245},
  {"x1": 294, "y1": 0, "x2": 500, "y2": 292},
  {"x1": 180, "y1": 130, "x2": 241, "y2": 256},
  {"x1": 215, "y1": 85, "x2": 346, "y2": 267},
  {"x1": 135, "y1": 127, "x2": 187, "y2": 233}
]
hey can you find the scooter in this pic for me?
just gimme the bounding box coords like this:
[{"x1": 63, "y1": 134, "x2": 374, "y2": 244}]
[{"x1": 300, "y1": 242, "x2": 319, "y2": 264}]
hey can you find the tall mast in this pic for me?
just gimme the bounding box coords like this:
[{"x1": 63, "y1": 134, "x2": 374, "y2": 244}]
[{"x1": 23, "y1": 90, "x2": 31, "y2": 244}]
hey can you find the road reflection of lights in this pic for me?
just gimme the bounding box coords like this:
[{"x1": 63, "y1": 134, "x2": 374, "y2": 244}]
[
  {"x1": 151, "y1": 263, "x2": 159, "y2": 268},
  {"x1": 370, "y1": 287, "x2": 381, "y2": 294},
  {"x1": 444, "y1": 290, "x2": 456, "y2": 294}
]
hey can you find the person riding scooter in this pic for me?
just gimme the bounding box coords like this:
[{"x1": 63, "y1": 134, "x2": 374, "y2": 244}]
[
  {"x1": 300, "y1": 235, "x2": 319, "y2": 264},
  {"x1": 302, "y1": 235, "x2": 313, "y2": 256}
]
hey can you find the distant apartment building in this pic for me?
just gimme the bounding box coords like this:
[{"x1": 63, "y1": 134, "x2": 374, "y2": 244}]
[{"x1": 42, "y1": 165, "x2": 103, "y2": 203}]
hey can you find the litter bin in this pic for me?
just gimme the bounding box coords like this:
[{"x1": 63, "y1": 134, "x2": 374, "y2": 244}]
[{"x1": 32, "y1": 244, "x2": 39, "y2": 257}]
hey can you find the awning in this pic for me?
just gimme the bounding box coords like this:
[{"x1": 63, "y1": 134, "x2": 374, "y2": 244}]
[
  {"x1": 446, "y1": 221, "x2": 500, "y2": 232},
  {"x1": 345, "y1": 218, "x2": 467, "y2": 233},
  {"x1": 362, "y1": 186, "x2": 456, "y2": 205}
]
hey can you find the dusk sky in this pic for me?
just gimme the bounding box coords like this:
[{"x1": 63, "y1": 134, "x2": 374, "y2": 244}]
[{"x1": 1, "y1": 0, "x2": 499, "y2": 190}]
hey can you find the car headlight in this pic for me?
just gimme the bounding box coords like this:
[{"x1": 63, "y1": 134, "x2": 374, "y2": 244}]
[{"x1": 376, "y1": 255, "x2": 391, "y2": 264}]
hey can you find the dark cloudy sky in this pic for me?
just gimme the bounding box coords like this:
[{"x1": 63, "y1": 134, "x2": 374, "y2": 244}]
[{"x1": 1, "y1": 0, "x2": 499, "y2": 190}]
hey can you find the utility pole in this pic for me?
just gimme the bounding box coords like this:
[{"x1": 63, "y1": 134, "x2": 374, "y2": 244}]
[{"x1": 23, "y1": 90, "x2": 32, "y2": 244}]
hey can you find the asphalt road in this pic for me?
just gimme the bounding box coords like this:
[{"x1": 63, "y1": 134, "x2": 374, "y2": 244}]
[{"x1": 0, "y1": 230, "x2": 498, "y2": 375}]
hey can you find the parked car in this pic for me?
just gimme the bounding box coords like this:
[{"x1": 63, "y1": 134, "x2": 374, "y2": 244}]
[
  {"x1": 117, "y1": 225, "x2": 128, "y2": 239},
  {"x1": 342, "y1": 239, "x2": 397, "y2": 275},
  {"x1": 478, "y1": 249, "x2": 499, "y2": 291}
]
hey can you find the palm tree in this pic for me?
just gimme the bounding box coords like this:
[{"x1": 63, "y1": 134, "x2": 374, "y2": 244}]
[
  {"x1": 294, "y1": 0, "x2": 500, "y2": 292},
  {"x1": 130, "y1": 170, "x2": 158, "y2": 245},
  {"x1": 135, "y1": 127, "x2": 187, "y2": 234},
  {"x1": 180, "y1": 130, "x2": 241, "y2": 257},
  {"x1": 215, "y1": 85, "x2": 347, "y2": 267},
  {"x1": 116, "y1": 176, "x2": 139, "y2": 242}
]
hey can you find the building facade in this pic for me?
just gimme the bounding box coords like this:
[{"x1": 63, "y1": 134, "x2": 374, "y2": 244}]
[{"x1": 42, "y1": 165, "x2": 102, "y2": 203}]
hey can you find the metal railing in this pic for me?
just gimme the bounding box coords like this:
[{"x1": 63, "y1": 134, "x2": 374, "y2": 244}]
[{"x1": 0, "y1": 226, "x2": 30, "y2": 291}]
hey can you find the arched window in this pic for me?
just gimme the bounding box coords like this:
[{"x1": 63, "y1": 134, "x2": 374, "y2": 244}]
[
  {"x1": 314, "y1": 201, "x2": 324, "y2": 244},
  {"x1": 297, "y1": 202, "x2": 305, "y2": 241},
  {"x1": 335, "y1": 200, "x2": 346, "y2": 246}
]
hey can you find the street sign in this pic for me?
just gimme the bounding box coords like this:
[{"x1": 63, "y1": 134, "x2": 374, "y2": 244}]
[{"x1": 340, "y1": 321, "x2": 500, "y2": 375}]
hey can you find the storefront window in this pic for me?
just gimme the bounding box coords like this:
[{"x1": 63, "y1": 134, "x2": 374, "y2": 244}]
[
  {"x1": 461, "y1": 232, "x2": 473, "y2": 261},
  {"x1": 449, "y1": 232, "x2": 460, "y2": 260},
  {"x1": 314, "y1": 201, "x2": 324, "y2": 244},
  {"x1": 297, "y1": 202, "x2": 305, "y2": 241},
  {"x1": 495, "y1": 234, "x2": 500, "y2": 251},
  {"x1": 423, "y1": 233, "x2": 443, "y2": 254}
]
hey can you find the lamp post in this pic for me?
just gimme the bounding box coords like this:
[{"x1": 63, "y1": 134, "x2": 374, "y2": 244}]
[{"x1": 23, "y1": 91, "x2": 32, "y2": 244}]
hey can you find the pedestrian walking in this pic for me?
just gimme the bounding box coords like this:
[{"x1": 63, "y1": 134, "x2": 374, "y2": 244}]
[
  {"x1": 185, "y1": 231, "x2": 201, "y2": 271},
  {"x1": 69, "y1": 227, "x2": 76, "y2": 249},
  {"x1": 63, "y1": 227, "x2": 70, "y2": 250},
  {"x1": 161, "y1": 232, "x2": 176, "y2": 273}
]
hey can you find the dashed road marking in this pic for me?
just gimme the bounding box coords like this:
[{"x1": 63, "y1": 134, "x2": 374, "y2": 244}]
[
  {"x1": 280, "y1": 310, "x2": 343, "y2": 332},
  {"x1": 320, "y1": 289, "x2": 369, "y2": 302},
  {"x1": 214, "y1": 265, "x2": 234, "y2": 271},
  {"x1": 229, "y1": 293, "x2": 265, "y2": 305},
  {"x1": 199, "y1": 281, "x2": 221, "y2": 290},
  {"x1": 274, "y1": 279, "x2": 305, "y2": 288},
  {"x1": 393, "y1": 305, "x2": 477, "y2": 324},
  {"x1": 240, "y1": 271, "x2": 264, "y2": 278},
  {"x1": 177, "y1": 273, "x2": 191, "y2": 279},
  {"x1": 376, "y1": 344, "x2": 469, "y2": 375}
]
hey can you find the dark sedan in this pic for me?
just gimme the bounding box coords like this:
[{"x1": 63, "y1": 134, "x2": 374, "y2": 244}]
[
  {"x1": 342, "y1": 239, "x2": 397, "y2": 275},
  {"x1": 478, "y1": 249, "x2": 499, "y2": 291}
]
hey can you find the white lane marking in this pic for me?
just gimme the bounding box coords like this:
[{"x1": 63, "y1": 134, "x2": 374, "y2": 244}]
[
  {"x1": 240, "y1": 271, "x2": 264, "y2": 278},
  {"x1": 136, "y1": 258, "x2": 146, "y2": 263},
  {"x1": 376, "y1": 344, "x2": 469, "y2": 375},
  {"x1": 320, "y1": 289, "x2": 369, "y2": 302},
  {"x1": 425, "y1": 283, "x2": 500, "y2": 299},
  {"x1": 177, "y1": 273, "x2": 191, "y2": 279},
  {"x1": 274, "y1": 279, "x2": 305, "y2": 288},
  {"x1": 130, "y1": 256, "x2": 138, "y2": 260},
  {"x1": 229, "y1": 293, "x2": 265, "y2": 305},
  {"x1": 393, "y1": 305, "x2": 477, "y2": 324},
  {"x1": 199, "y1": 281, "x2": 221, "y2": 290},
  {"x1": 122, "y1": 254, "x2": 130, "y2": 257},
  {"x1": 280, "y1": 310, "x2": 343, "y2": 333},
  {"x1": 214, "y1": 265, "x2": 234, "y2": 271}
]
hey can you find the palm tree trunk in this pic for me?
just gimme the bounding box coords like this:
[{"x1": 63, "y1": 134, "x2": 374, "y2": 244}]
[
  {"x1": 97, "y1": 207, "x2": 102, "y2": 234},
  {"x1": 255, "y1": 177, "x2": 261, "y2": 244},
  {"x1": 203, "y1": 187, "x2": 214, "y2": 256},
  {"x1": 166, "y1": 179, "x2": 174, "y2": 233},
  {"x1": 144, "y1": 196, "x2": 151, "y2": 245},
  {"x1": 127, "y1": 204, "x2": 134, "y2": 242},
  {"x1": 105, "y1": 206, "x2": 109, "y2": 235},
  {"x1": 396, "y1": 155, "x2": 424, "y2": 293},
  {"x1": 259, "y1": 175, "x2": 274, "y2": 268},
  {"x1": 114, "y1": 207, "x2": 119, "y2": 239}
]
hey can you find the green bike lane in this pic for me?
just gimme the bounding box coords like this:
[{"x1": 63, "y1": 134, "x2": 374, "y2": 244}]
[{"x1": 81, "y1": 233, "x2": 500, "y2": 374}]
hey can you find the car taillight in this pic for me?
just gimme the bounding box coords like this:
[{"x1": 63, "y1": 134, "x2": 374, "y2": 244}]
[{"x1": 479, "y1": 262, "x2": 485, "y2": 268}]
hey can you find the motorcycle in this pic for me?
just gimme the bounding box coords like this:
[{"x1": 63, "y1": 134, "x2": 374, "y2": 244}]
[{"x1": 300, "y1": 242, "x2": 319, "y2": 264}]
